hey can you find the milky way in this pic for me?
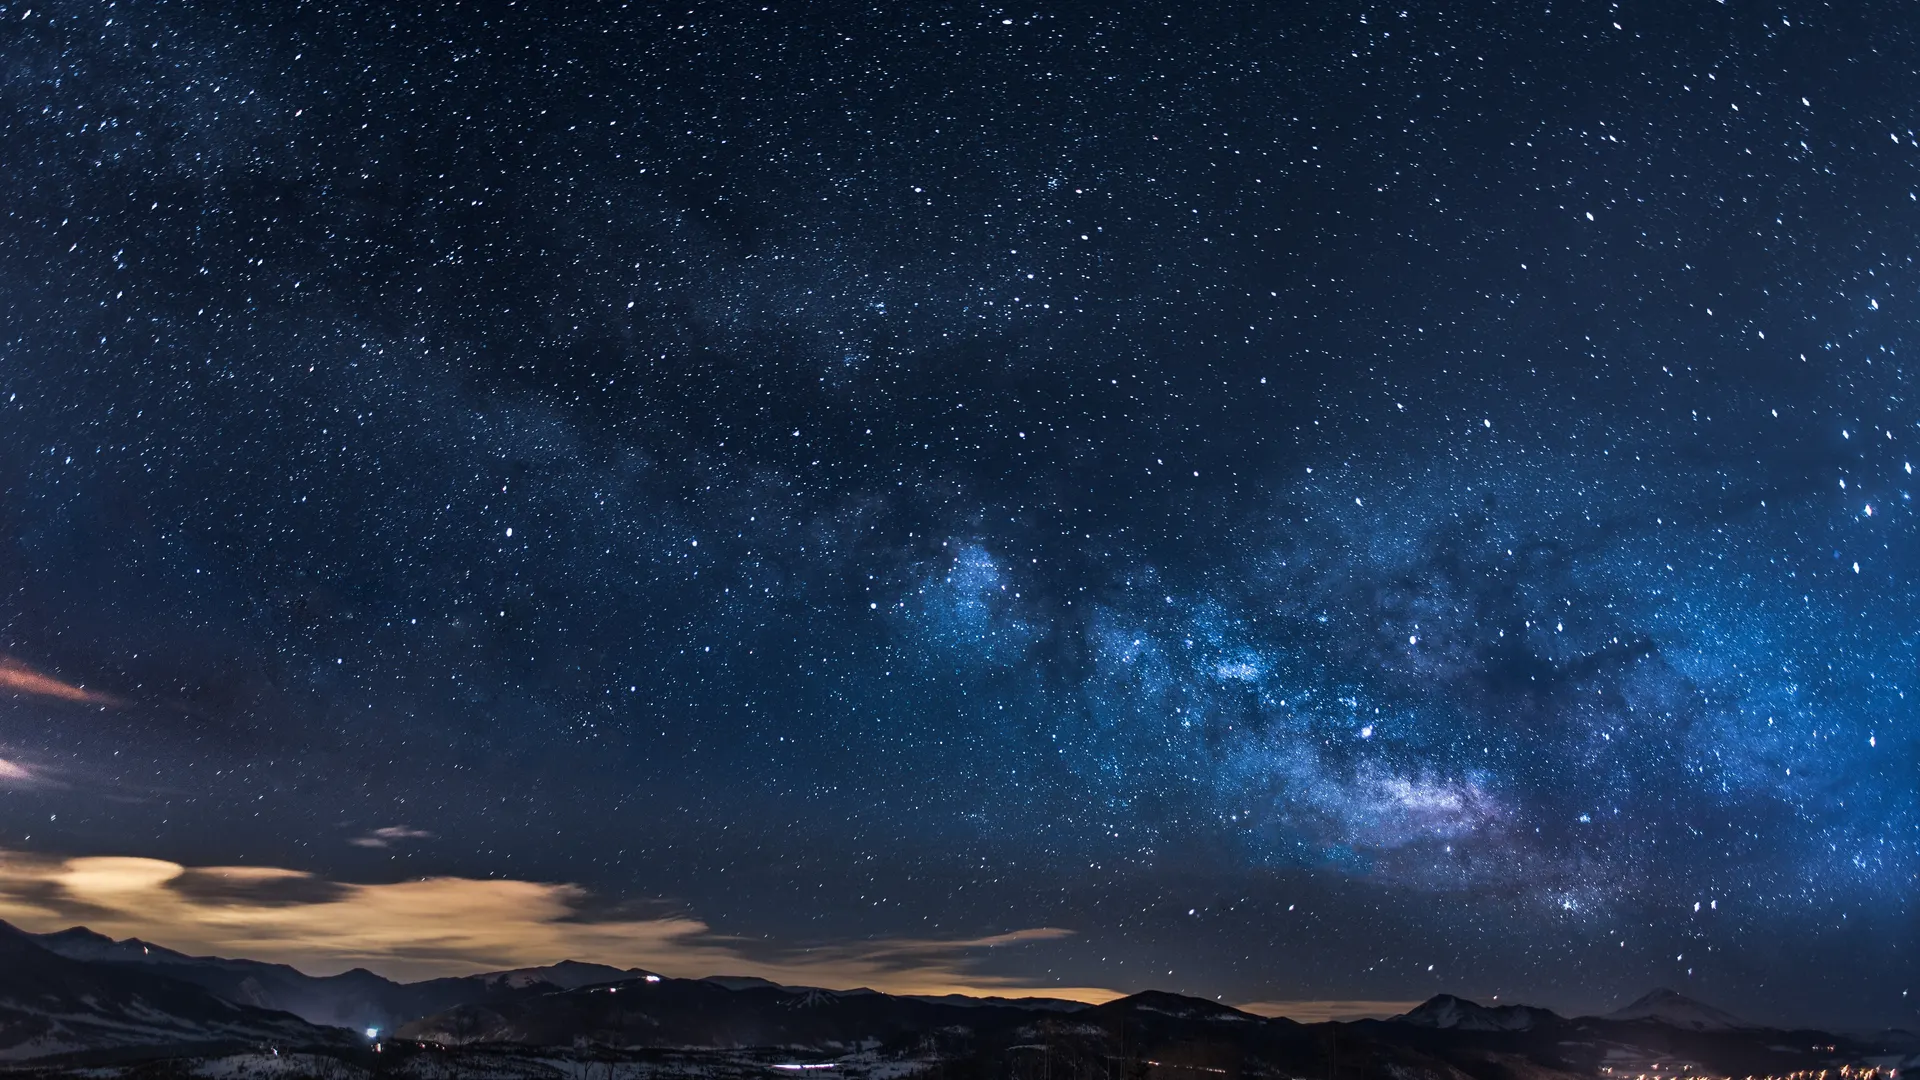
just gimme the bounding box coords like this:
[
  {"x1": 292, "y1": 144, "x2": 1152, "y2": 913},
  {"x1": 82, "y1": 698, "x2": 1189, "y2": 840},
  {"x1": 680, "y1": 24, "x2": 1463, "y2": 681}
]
[{"x1": 1, "y1": 0, "x2": 1915, "y2": 1027}]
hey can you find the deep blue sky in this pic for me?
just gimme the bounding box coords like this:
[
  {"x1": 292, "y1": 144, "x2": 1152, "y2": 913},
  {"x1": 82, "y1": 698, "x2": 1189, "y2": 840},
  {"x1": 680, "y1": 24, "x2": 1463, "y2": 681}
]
[{"x1": 1, "y1": 0, "x2": 1916, "y2": 1028}]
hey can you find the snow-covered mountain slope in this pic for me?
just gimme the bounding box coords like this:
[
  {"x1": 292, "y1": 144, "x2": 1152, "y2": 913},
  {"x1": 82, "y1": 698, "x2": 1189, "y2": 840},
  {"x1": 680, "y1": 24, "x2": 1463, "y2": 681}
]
[
  {"x1": 0, "y1": 921, "x2": 347, "y2": 1061},
  {"x1": 1602, "y1": 989, "x2": 1752, "y2": 1031}
]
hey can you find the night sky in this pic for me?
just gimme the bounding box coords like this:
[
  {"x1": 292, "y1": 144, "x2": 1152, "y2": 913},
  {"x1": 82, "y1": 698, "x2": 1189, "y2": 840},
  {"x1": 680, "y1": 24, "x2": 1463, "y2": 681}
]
[{"x1": 2, "y1": 0, "x2": 1917, "y2": 1030}]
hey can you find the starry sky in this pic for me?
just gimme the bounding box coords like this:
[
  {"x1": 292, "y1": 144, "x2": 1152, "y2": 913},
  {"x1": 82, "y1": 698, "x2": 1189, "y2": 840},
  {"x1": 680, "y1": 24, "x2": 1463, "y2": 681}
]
[{"x1": 1, "y1": 0, "x2": 1917, "y2": 1030}]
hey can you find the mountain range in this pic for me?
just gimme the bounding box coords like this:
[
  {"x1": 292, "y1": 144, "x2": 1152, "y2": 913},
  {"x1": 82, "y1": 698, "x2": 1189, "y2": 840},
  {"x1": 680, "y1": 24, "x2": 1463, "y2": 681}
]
[
  {"x1": 27, "y1": 924, "x2": 659, "y2": 1031},
  {"x1": 2, "y1": 919, "x2": 1915, "y2": 1079},
  {"x1": 0, "y1": 921, "x2": 348, "y2": 1062}
]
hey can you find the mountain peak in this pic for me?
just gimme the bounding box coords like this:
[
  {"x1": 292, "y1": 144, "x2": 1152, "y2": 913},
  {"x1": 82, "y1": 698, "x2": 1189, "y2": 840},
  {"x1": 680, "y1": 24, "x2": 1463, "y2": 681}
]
[
  {"x1": 30, "y1": 925, "x2": 196, "y2": 964},
  {"x1": 37, "y1": 925, "x2": 116, "y2": 947},
  {"x1": 701, "y1": 974, "x2": 786, "y2": 991},
  {"x1": 1604, "y1": 988, "x2": 1751, "y2": 1031},
  {"x1": 1397, "y1": 994, "x2": 1558, "y2": 1032},
  {"x1": 0, "y1": 923, "x2": 344, "y2": 1058},
  {"x1": 1094, "y1": 990, "x2": 1260, "y2": 1022},
  {"x1": 467, "y1": 960, "x2": 646, "y2": 990}
]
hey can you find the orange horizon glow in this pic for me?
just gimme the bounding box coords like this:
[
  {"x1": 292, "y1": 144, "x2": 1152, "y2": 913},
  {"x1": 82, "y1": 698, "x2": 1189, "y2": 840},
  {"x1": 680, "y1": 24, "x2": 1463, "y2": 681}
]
[{"x1": 1234, "y1": 998, "x2": 1424, "y2": 1022}]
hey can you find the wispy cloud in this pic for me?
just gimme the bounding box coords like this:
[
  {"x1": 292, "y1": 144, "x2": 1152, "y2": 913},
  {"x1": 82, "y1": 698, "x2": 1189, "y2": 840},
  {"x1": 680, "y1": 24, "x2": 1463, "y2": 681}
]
[
  {"x1": 0, "y1": 758, "x2": 44, "y2": 788},
  {"x1": 0, "y1": 850, "x2": 1120, "y2": 1001},
  {"x1": 1235, "y1": 999, "x2": 1422, "y2": 1023},
  {"x1": 348, "y1": 826, "x2": 436, "y2": 849},
  {"x1": 0, "y1": 658, "x2": 121, "y2": 706}
]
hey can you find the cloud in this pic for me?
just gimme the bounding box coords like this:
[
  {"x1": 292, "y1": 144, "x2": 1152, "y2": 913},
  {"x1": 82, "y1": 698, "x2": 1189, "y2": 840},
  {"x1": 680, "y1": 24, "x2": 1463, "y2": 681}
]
[
  {"x1": 0, "y1": 657, "x2": 121, "y2": 706},
  {"x1": 939, "y1": 928, "x2": 1075, "y2": 948},
  {"x1": 1235, "y1": 1000, "x2": 1423, "y2": 1023},
  {"x1": 0, "y1": 850, "x2": 1120, "y2": 1001},
  {"x1": 0, "y1": 758, "x2": 43, "y2": 788},
  {"x1": 348, "y1": 826, "x2": 437, "y2": 849}
]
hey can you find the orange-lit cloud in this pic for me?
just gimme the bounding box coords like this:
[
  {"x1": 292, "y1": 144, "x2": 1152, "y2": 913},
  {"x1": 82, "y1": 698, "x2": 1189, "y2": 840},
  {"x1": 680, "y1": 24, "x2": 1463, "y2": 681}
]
[
  {"x1": 0, "y1": 758, "x2": 41, "y2": 787},
  {"x1": 0, "y1": 850, "x2": 1121, "y2": 1002},
  {"x1": 0, "y1": 658, "x2": 120, "y2": 706},
  {"x1": 1235, "y1": 999, "x2": 1422, "y2": 1023}
]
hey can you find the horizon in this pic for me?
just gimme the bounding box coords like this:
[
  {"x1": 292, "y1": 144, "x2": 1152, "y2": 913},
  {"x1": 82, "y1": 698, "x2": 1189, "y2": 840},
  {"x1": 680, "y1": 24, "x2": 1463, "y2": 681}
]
[
  {"x1": 0, "y1": 880, "x2": 1818, "y2": 1031},
  {"x1": 7, "y1": 910, "x2": 1765, "y2": 1029},
  {"x1": 2, "y1": 0, "x2": 1915, "y2": 1038}
]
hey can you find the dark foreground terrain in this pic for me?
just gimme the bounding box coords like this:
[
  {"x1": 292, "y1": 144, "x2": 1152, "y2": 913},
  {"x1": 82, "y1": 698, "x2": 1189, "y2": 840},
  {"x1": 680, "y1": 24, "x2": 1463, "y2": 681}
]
[{"x1": 2, "y1": 922, "x2": 1915, "y2": 1080}]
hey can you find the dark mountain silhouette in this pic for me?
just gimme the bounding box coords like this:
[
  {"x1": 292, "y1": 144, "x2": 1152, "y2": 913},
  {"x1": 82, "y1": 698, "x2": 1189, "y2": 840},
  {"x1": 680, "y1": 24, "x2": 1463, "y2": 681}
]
[
  {"x1": 0, "y1": 921, "x2": 347, "y2": 1061},
  {"x1": 4, "y1": 924, "x2": 1911, "y2": 1080},
  {"x1": 29, "y1": 925, "x2": 655, "y2": 1031},
  {"x1": 476, "y1": 959, "x2": 659, "y2": 990},
  {"x1": 903, "y1": 991, "x2": 1091, "y2": 1012},
  {"x1": 1397, "y1": 993, "x2": 1560, "y2": 1031},
  {"x1": 398, "y1": 975, "x2": 1056, "y2": 1049},
  {"x1": 1359, "y1": 991, "x2": 1889, "y2": 1080},
  {"x1": 394, "y1": 977, "x2": 1904, "y2": 1080}
]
